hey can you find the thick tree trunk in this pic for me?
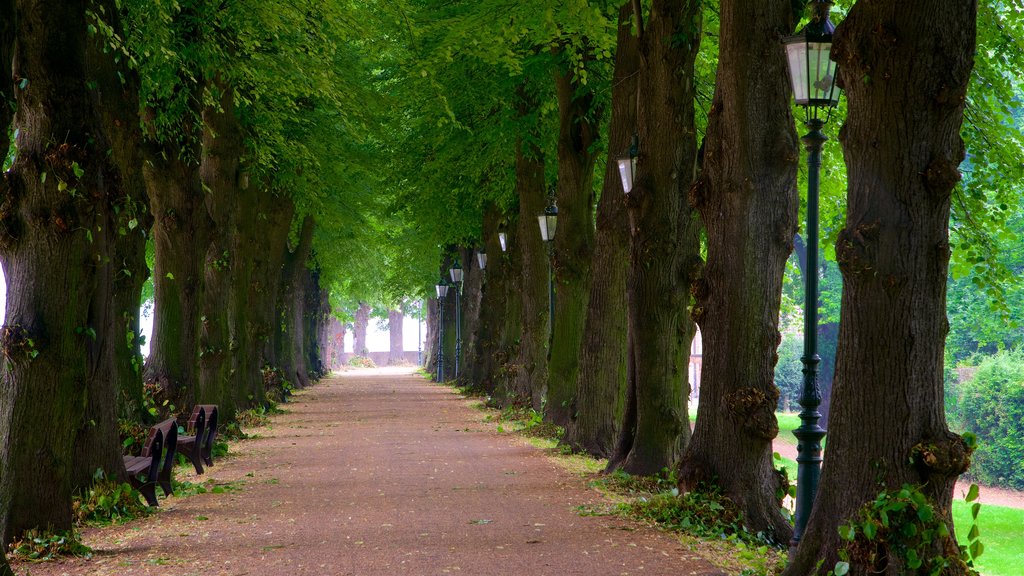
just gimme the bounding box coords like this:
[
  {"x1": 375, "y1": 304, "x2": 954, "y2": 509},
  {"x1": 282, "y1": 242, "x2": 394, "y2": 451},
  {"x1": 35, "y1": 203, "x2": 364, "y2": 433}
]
[
  {"x1": 0, "y1": 1, "x2": 12, "y2": 567},
  {"x1": 785, "y1": 2, "x2": 976, "y2": 574},
  {"x1": 72, "y1": 1, "x2": 153, "y2": 491},
  {"x1": 353, "y1": 302, "x2": 370, "y2": 356},
  {"x1": 425, "y1": 298, "x2": 439, "y2": 378},
  {"x1": 564, "y1": 5, "x2": 634, "y2": 458},
  {"x1": 457, "y1": 246, "x2": 483, "y2": 384},
  {"x1": 302, "y1": 267, "x2": 328, "y2": 380},
  {"x1": 143, "y1": 133, "x2": 208, "y2": 410},
  {"x1": 0, "y1": 0, "x2": 125, "y2": 543},
  {"x1": 677, "y1": 0, "x2": 798, "y2": 542},
  {"x1": 608, "y1": 0, "x2": 702, "y2": 475},
  {"x1": 512, "y1": 126, "x2": 549, "y2": 408},
  {"x1": 545, "y1": 65, "x2": 599, "y2": 427},
  {"x1": 249, "y1": 189, "x2": 293, "y2": 403},
  {"x1": 469, "y1": 206, "x2": 522, "y2": 398},
  {"x1": 199, "y1": 83, "x2": 244, "y2": 412},
  {"x1": 388, "y1": 310, "x2": 405, "y2": 365},
  {"x1": 275, "y1": 215, "x2": 315, "y2": 389}
]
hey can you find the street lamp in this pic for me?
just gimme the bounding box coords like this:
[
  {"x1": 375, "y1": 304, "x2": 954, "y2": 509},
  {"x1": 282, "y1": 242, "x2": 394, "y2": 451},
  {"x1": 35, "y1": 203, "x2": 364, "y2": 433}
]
[
  {"x1": 617, "y1": 134, "x2": 639, "y2": 194},
  {"x1": 477, "y1": 250, "x2": 487, "y2": 270},
  {"x1": 435, "y1": 278, "x2": 449, "y2": 381},
  {"x1": 538, "y1": 200, "x2": 557, "y2": 341},
  {"x1": 449, "y1": 260, "x2": 463, "y2": 380},
  {"x1": 498, "y1": 231, "x2": 508, "y2": 253},
  {"x1": 783, "y1": 0, "x2": 841, "y2": 550}
]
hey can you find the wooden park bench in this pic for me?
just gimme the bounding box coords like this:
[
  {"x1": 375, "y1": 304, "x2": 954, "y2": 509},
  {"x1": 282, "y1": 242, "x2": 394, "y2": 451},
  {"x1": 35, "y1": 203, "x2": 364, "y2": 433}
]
[
  {"x1": 178, "y1": 404, "x2": 218, "y2": 474},
  {"x1": 123, "y1": 418, "x2": 178, "y2": 506}
]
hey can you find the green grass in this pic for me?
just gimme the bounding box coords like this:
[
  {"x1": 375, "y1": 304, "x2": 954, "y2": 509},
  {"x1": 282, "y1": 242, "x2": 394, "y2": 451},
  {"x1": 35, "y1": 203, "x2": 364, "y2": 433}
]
[{"x1": 953, "y1": 500, "x2": 1024, "y2": 576}]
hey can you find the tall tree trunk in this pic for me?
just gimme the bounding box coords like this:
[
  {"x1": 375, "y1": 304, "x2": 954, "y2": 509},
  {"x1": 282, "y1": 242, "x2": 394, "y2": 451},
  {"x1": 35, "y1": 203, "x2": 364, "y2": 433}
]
[
  {"x1": 564, "y1": 5, "x2": 635, "y2": 458},
  {"x1": 785, "y1": 1, "x2": 976, "y2": 573},
  {"x1": 388, "y1": 309, "x2": 405, "y2": 365},
  {"x1": 302, "y1": 267, "x2": 328, "y2": 379},
  {"x1": 609, "y1": 0, "x2": 703, "y2": 475},
  {"x1": 72, "y1": 0, "x2": 153, "y2": 491},
  {"x1": 249, "y1": 189, "x2": 293, "y2": 403},
  {"x1": 469, "y1": 205, "x2": 522, "y2": 398},
  {"x1": 199, "y1": 83, "x2": 244, "y2": 412},
  {"x1": 275, "y1": 215, "x2": 314, "y2": 389},
  {"x1": 425, "y1": 297, "x2": 439, "y2": 377},
  {"x1": 0, "y1": 3, "x2": 11, "y2": 569},
  {"x1": 512, "y1": 126, "x2": 550, "y2": 408},
  {"x1": 457, "y1": 245, "x2": 483, "y2": 384},
  {"x1": 0, "y1": 0, "x2": 124, "y2": 543},
  {"x1": 677, "y1": 0, "x2": 798, "y2": 542},
  {"x1": 353, "y1": 301, "x2": 370, "y2": 356},
  {"x1": 545, "y1": 64, "x2": 599, "y2": 427},
  {"x1": 142, "y1": 127, "x2": 208, "y2": 411}
]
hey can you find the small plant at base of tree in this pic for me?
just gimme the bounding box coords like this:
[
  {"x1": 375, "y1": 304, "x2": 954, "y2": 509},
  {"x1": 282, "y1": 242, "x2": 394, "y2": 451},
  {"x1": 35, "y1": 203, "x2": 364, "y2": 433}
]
[
  {"x1": 73, "y1": 470, "x2": 151, "y2": 526},
  {"x1": 348, "y1": 355, "x2": 376, "y2": 368},
  {"x1": 836, "y1": 483, "x2": 982, "y2": 576},
  {"x1": 7, "y1": 529, "x2": 92, "y2": 562}
]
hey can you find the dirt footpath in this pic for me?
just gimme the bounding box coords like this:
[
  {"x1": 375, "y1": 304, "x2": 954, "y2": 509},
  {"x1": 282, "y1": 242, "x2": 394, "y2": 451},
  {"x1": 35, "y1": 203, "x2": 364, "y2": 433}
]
[{"x1": 14, "y1": 368, "x2": 723, "y2": 576}]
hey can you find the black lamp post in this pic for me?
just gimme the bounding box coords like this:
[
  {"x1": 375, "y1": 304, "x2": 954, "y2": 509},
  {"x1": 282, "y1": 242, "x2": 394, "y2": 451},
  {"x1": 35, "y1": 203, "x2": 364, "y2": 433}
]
[
  {"x1": 435, "y1": 279, "x2": 449, "y2": 381},
  {"x1": 783, "y1": 0, "x2": 841, "y2": 550},
  {"x1": 449, "y1": 260, "x2": 464, "y2": 380},
  {"x1": 537, "y1": 200, "x2": 558, "y2": 341}
]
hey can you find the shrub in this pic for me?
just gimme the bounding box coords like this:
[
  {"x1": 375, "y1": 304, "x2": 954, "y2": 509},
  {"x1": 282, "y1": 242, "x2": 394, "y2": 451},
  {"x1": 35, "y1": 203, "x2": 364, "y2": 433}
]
[
  {"x1": 348, "y1": 355, "x2": 376, "y2": 368},
  {"x1": 955, "y1": 349, "x2": 1024, "y2": 489},
  {"x1": 74, "y1": 475, "x2": 151, "y2": 525}
]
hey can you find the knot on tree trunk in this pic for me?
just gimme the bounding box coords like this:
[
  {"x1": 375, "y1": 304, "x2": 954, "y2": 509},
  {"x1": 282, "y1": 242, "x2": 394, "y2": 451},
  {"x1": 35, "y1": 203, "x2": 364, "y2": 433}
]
[
  {"x1": 923, "y1": 157, "x2": 961, "y2": 199},
  {"x1": 725, "y1": 386, "x2": 780, "y2": 440},
  {"x1": 836, "y1": 221, "x2": 880, "y2": 276},
  {"x1": 911, "y1": 433, "x2": 973, "y2": 478},
  {"x1": 1, "y1": 324, "x2": 40, "y2": 365}
]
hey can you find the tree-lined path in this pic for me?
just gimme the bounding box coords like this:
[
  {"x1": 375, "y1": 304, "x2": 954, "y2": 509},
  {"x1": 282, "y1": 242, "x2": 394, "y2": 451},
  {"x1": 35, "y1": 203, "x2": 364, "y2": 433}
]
[{"x1": 14, "y1": 369, "x2": 722, "y2": 576}]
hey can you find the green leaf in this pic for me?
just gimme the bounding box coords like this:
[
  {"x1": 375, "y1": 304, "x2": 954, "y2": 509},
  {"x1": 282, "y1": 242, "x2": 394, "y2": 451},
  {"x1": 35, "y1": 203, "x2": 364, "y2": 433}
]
[
  {"x1": 968, "y1": 524, "x2": 979, "y2": 541},
  {"x1": 833, "y1": 561, "x2": 850, "y2": 576},
  {"x1": 18, "y1": 78, "x2": 28, "y2": 90},
  {"x1": 966, "y1": 483, "x2": 979, "y2": 503},
  {"x1": 862, "y1": 521, "x2": 877, "y2": 540},
  {"x1": 165, "y1": 272, "x2": 175, "y2": 280}
]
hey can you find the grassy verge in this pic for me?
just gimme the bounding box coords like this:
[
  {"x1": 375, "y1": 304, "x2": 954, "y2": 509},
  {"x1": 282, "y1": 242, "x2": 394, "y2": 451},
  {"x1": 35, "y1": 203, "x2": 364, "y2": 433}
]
[{"x1": 952, "y1": 500, "x2": 1024, "y2": 576}]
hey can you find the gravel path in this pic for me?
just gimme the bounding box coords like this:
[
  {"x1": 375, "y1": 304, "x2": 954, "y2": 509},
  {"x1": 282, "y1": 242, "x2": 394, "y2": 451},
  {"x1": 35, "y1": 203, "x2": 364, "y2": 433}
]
[{"x1": 13, "y1": 368, "x2": 723, "y2": 576}]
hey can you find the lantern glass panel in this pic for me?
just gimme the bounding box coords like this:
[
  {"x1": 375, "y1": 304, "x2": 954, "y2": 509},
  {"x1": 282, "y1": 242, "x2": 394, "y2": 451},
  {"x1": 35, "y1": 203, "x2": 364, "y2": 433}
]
[
  {"x1": 477, "y1": 252, "x2": 487, "y2": 269},
  {"x1": 617, "y1": 157, "x2": 635, "y2": 194},
  {"x1": 449, "y1": 265, "x2": 463, "y2": 284},
  {"x1": 436, "y1": 283, "x2": 448, "y2": 298},
  {"x1": 498, "y1": 232, "x2": 507, "y2": 252},
  {"x1": 538, "y1": 214, "x2": 551, "y2": 242}
]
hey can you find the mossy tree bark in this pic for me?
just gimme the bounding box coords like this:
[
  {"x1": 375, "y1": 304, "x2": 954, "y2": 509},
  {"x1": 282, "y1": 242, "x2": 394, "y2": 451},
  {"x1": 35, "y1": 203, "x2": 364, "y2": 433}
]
[
  {"x1": 784, "y1": 1, "x2": 976, "y2": 573},
  {"x1": 0, "y1": 0, "x2": 136, "y2": 543},
  {"x1": 563, "y1": 5, "x2": 635, "y2": 458},
  {"x1": 512, "y1": 112, "x2": 550, "y2": 409},
  {"x1": 274, "y1": 215, "x2": 315, "y2": 389},
  {"x1": 469, "y1": 205, "x2": 522, "y2": 399},
  {"x1": 456, "y1": 245, "x2": 483, "y2": 385},
  {"x1": 199, "y1": 82, "x2": 244, "y2": 412},
  {"x1": 609, "y1": 0, "x2": 703, "y2": 475},
  {"x1": 302, "y1": 267, "x2": 329, "y2": 379},
  {"x1": 72, "y1": 1, "x2": 154, "y2": 491},
  {"x1": 544, "y1": 64, "x2": 599, "y2": 427},
  {"x1": 677, "y1": 0, "x2": 798, "y2": 542},
  {"x1": 250, "y1": 191, "x2": 294, "y2": 400},
  {"x1": 0, "y1": 0, "x2": 8, "y2": 563}
]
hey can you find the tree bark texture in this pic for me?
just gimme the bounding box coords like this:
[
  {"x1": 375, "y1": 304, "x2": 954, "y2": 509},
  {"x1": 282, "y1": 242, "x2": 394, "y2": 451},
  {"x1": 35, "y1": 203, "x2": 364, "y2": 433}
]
[
  {"x1": 785, "y1": 2, "x2": 976, "y2": 574},
  {"x1": 72, "y1": 1, "x2": 153, "y2": 491},
  {"x1": 456, "y1": 245, "x2": 483, "y2": 385},
  {"x1": 248, "y1": 188, "x2": 294, "y2": 403},
  {"x1": 302, "y1": 267, "x2": 328, "y2": 379},
  {"x1": 512, "y1": 122, "x2": 550, "y2": 409},
  {"x1": 388, "y1": 309, "x2": 405, "y2": 364},
  {"x1": 425, "y1": 297, "x2": 439, "y2": 378},
  {"x1": 142, "y1": 125, "x2": 209, "y2": 410},
  {"x1": 544, "y1": 65, "x2": 599, "y2": 427},
  {"x1": 563, "y1": 5, "x2": 635, "y2": 458},
  {"x1": 274, "y1": 215, "x2": 315, "y2": 389},
  {"x1": 0, "y1": 0, "x2": 11, "y2": 568},
  {"x1": 469, "y1": 205, "x2": 522, "y2": 399},
  {"x1": 609, "y1": 0, "x2": 702, "y2": 475},
  {"x1": 353, "y1": 301, "x2": 370, "y2": 356},
  {"x1": 678, "y1": 0, "x2": 798, "y2": 543},
  {"x1": 199, "y1": 83, "x2": 244, "y2": 412},
  {"x1": 0, "y1": 0, "x2": 130, "y2": 543}
]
